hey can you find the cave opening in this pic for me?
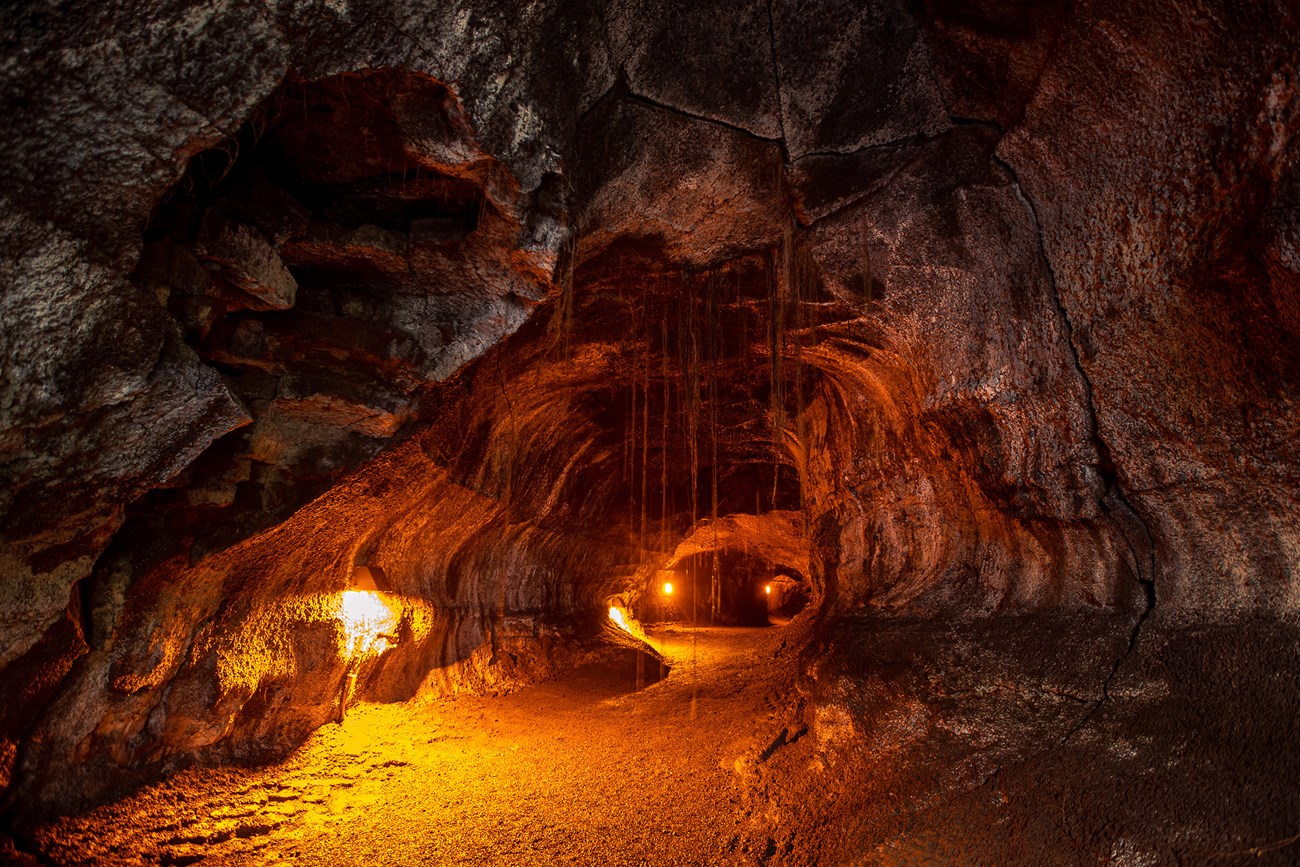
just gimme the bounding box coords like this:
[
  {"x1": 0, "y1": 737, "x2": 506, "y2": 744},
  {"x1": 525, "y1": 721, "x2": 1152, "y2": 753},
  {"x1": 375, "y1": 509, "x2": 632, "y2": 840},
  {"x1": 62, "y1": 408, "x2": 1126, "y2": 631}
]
[{"x1": 3, "y1": 5, "x2": 1299, "y2": 864}]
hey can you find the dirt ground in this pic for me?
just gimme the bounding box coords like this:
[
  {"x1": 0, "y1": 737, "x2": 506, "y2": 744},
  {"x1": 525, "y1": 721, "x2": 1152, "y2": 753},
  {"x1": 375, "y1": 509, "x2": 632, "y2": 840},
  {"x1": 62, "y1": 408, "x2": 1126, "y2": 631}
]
[
  {"x1": 27, "y1": 624, "x2": 805, "y2": 866},
  {"x1": 24, "y1": 615, "x2": 1299, "y2": 866}
]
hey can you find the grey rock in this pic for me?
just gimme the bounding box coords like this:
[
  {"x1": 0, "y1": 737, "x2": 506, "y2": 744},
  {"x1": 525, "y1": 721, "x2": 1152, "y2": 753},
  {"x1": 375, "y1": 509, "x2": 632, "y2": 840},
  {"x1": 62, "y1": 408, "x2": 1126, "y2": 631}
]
[{"x1": 193, "y1": 212, "x2": 298, "y2": 310}]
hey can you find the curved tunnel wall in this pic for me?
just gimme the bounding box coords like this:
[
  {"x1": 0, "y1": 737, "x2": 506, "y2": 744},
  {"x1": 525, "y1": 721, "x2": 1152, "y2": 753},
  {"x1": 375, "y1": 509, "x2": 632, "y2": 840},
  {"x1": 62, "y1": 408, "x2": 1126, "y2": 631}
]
[{"x1": 0, "y1": 0, "x2": 1296, "y2": 822}]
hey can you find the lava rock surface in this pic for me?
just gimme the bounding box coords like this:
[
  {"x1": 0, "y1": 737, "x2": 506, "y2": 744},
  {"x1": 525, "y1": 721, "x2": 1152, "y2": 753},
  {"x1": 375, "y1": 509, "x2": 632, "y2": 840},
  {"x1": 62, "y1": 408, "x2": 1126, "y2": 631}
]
[{"x1": 0, "y1": 0, "x2": 1297, "y2": 862}]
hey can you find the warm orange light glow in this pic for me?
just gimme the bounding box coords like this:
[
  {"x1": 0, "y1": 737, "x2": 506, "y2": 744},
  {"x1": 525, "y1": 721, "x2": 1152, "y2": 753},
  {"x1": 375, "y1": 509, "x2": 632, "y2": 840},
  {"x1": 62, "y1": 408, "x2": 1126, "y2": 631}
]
[
  {"x1": 765, "y1": 584, "x2": 772, "y2": 595},
  {"x1": 608, "y1": 605, "x2": 630, "y2": 632},
  {"x1": 339, "y1": 590, "x2": 397, "y2": 659},
  {"x1": 663, "y1": 581, "x2": 674, "y2": 596}
]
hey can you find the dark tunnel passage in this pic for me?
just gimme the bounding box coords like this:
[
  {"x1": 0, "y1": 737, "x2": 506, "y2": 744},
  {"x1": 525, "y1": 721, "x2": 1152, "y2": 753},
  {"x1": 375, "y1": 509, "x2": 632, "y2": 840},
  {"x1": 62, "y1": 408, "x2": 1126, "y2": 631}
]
[
  {"x1": 641, "y1": 548, "x2": 811, "y2": 627},
  {"x1": 2, "y1": 2, "x2": 1299, "y2": 865}
]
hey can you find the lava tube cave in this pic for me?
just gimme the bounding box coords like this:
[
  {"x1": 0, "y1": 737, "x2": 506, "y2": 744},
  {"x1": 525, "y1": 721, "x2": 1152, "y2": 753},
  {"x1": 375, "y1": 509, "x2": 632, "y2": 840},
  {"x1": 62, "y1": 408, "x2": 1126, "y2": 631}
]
[{"x1": 1, "y1": 2, "x2": 1298, "y2": 865}]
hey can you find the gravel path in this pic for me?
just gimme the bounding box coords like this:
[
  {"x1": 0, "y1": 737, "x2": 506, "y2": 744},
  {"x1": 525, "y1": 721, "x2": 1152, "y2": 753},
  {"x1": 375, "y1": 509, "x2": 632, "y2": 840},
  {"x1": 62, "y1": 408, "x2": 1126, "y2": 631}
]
[{"x1": 32, "y1": 625, "x2": 802, "y2": 866}]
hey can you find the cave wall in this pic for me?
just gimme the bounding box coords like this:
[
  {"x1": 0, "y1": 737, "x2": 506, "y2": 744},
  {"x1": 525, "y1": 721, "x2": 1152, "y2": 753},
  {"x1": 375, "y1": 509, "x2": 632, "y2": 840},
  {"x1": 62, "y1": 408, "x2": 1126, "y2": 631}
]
[
  {"x1": 12, "y1": 315, "x2": 670, "y2": 812},
  {"x1": 793, "y1": 123, "x2": 1141, "y2": 615},
  {"x1": 0, "y1": 0, "x2": 608, "y2": 799},
  {"x1": 995, "y1": 0, "x2": 1300, "y2": 616},
  {"x1": 1, "y1": 0, "x2": 1297, "y2": 822},
  {"x1": 0, "y1": 0, "x2": 608, "y2": 694}
]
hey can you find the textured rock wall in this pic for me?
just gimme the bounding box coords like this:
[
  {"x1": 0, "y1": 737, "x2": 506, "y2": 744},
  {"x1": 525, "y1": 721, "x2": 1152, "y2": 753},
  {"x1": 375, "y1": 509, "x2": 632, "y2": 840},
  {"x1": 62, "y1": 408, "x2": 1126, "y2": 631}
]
[
  {"x1": 794, "y1": 124, "x2": 1140, "y2": 615},
  {"x1": 0, "y1": 0, "x2": 607, "y2": 673},
  {"x1": 1, "y1": 0, "x2": 1297, "y2": 825},
  {"x1": 12, "y1": 325, "x2": 657, "y2": 813},
  {"x1": 995, "y1": 0, "x2": 1300, "y2": 616},
  {"x1": 0, "y1": 0, "x2": 605, "y2": 799}
]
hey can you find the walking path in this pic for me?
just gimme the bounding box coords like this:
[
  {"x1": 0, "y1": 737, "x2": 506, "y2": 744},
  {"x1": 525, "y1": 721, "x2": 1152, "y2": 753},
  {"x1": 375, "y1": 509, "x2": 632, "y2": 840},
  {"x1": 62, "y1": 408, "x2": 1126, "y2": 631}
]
[{"x1": 32, "y1": 625, "x2": 802, "y2": 866}]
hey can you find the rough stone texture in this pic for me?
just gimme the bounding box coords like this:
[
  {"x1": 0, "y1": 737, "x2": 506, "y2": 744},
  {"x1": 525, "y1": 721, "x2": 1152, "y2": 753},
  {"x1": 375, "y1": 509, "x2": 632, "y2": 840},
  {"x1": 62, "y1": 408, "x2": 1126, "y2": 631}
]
[
  {"x1": 793, "y1": 125, "x2": 1141, "y2": 614},
  {"x1": 0, "y1": 213, "x2": 250, "y2": 675},
  {"x1": 193, "y1": 213, "x2": 299, "y2": 310},
  {"x1": 996, "y1": 0, "x2": 1300, "y2": 617},
  {"x1": 915, "y1": 0, "x2": 1070, "y2": 128},
  {"x1": 771, "y1": 0, "x2": 951, "y2": 158},
  {"x1": 741, "y1": 614, "x2": 1300, "y2": 865},
  {"x1": 574, "y1": 94, "x2": 787, "y2": 268},
  {"x1": 0, "y1": 0, "x2": 1297, "y2": 861},
  {"x1": 608, "y1": 0, "x2": 784, "y2": 140},
  {"x1": 16, "y1": 69, "x2": 577, "y2": 757},
  {"x1": 0, "y1": 1, "x2": 601, "y2": 802}
]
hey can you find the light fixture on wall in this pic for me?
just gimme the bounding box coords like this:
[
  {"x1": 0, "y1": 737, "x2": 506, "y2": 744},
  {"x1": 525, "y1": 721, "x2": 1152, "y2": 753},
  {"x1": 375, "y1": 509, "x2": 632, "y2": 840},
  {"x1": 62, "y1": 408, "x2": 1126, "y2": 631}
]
[
  {"x1": 608, "y1": 605, "x2": 631, "y2": 633},
  {"x1": 337, "y1": 564, "x2": 399, "y2": 723},
  {"x1": 659, "y1": 580, "x2": 676, "y2": 624},
  {"x1": 350, "y1": 565, "x2": 385, "y2": 593}
]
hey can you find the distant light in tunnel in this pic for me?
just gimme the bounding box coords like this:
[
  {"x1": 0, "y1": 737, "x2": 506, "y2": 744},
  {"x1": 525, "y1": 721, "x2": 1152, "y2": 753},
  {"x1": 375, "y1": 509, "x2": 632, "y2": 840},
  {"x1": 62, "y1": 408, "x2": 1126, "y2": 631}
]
[{"x1": 663, "y1": 581, "x2": 674, "y2": 596}]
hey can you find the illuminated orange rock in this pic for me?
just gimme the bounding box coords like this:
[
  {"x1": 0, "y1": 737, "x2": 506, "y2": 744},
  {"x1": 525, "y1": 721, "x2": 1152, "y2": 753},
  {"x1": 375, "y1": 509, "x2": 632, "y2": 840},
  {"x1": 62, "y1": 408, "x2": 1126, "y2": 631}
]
[{"x1": 0, "y1": 0, "x2": 1296, "y2": 861}]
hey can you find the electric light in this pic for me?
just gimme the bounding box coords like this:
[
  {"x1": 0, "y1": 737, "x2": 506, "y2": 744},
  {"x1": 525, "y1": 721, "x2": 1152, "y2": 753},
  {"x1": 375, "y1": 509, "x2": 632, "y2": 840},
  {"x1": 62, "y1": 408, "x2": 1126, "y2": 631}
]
[
  {"x1": 337, "y1": 565, "x2": 399, "y2": 722},
  {"x1": 340, "y1": 589, "x2": 395, "y2": 654},
  {"x1": 339, "y1": 566, "x2": 398, "y2": 658},
  {"x1": 765, "y1": 584, "x2": 771, "y2": 595},
  {"x1": 663, "y1": 581, "x2": 674, "y2": 596},
  {"x1": 608, "y1": 605, "x2": 629, "y2": 631}
]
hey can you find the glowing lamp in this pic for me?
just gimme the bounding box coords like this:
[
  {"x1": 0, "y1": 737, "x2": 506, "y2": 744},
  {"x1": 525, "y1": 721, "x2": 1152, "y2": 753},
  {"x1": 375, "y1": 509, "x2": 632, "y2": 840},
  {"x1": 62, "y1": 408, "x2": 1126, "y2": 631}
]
[
  {"x1": 662, "y1": 581, "x2": 674, "y2": 596},
  {"x1": 340, "y1": 589, "x2": 393, "y2": 642},
  {"x1": 608, "y1": 606, "x2": 628, "y2": 630},
  {"x1": 764, "y1": 584, "x2": 772, "y2": 595},
  {"x1": 607, "y1": 604, "x2": 639, "y2": 636},
  {"x1": 341, "y1": 567, "x2": 392, "y2": 639},
  {"x1": 337, "y1": 565, "x2": 398, "y2": 723},
  {"x1": 341, "y1": 568, "x2": 390, "y2": 641},
  {"x1": 341, "y1": 566, "x2": 395, "y2": 652}
]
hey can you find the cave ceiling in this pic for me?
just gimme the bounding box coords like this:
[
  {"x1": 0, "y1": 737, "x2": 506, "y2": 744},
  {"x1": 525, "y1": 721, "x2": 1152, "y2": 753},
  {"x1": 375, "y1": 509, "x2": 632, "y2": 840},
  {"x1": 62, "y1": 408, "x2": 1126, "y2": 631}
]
[{"x1": 0, "y1": 0, "x2": 1297, "y2": 861}]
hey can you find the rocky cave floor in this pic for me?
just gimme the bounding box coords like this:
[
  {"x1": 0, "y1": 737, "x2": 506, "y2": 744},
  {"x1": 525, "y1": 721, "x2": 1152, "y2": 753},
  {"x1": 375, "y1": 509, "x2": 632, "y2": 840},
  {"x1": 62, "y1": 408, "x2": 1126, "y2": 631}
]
[
  {"x1": 23, "y1": 624, "x2": 800, "y2": 867},
  {"x1": 14, "y1": 616, "x2": 1300, "y2": 867}
]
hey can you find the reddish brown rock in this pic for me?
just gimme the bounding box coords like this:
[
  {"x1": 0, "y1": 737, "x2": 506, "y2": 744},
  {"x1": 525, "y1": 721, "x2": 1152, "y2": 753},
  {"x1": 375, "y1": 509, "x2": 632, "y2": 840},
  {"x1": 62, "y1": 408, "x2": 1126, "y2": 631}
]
[
  {"x1": 771, "y1": 0, "x2": 951, "y2": 157},
  {"x1": 996, "y1": 0, "x2": 1300, "y2": 616},
  {"x1": 606, "y1": 0, "x2": 784, "y2": 139},
  {"x1": 792, "y1": 125, "x2": 1139, "y2": 614},
  {"x1": 192, "y1": 213, "x2": 298, "y2": 311},
  {"x1": 0, "y1": 2, "x2": 1296, "y2": 863},
  {"x1": 574, "y1": 95, "x2": 787, "y2": 269}
]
